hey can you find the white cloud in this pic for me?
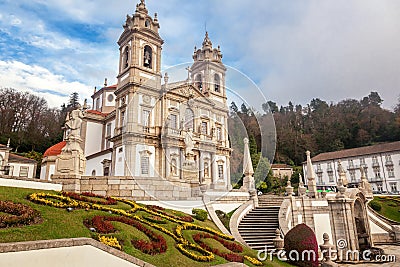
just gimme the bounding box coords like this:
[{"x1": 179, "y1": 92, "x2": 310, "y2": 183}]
[{"x1": 0, "y1": 60, "x2": 91, "y2": 107}]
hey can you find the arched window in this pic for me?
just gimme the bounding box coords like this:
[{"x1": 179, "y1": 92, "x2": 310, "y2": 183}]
[
  {"x1": 214, "y1": 74, "x2": 220, "y2": 92},
  {"x1": 145, "y1": 19, "x2": 151, "y2": 28},
  {"x1": 123, "y1": 46, "x2": 129, "y2": 69},
  {"x1": 195, "y1": 74, "x2": 202, "y2": 91},
  {"x1": 184, "y1": 108, "x2": 194, "y2": 131},
  {"x1": 204, "y1": 162, "x2": 209, "y2": 178},
  {"x1": 143, "y1": 45, "x2": 152, "y2": 69},
  {"x1": 91, "y1": 170, "x2": 96, "y2": 176}
]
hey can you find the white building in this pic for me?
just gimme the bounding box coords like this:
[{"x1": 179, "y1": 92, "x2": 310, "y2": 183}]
[
  {"x1": 0, "y1": 143, "x2": 37, "y2": 178},
  {"x1": 303, "y1": 141, "x2": 400, "y2": 192},
  {"x1": 41, "y1": 0, "x2": 231, "y2": 190}
]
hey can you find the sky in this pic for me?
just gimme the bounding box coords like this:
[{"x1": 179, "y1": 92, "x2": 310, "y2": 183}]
[{"x1": 0, "y1": 0, "x2": 399, "y2": 110}]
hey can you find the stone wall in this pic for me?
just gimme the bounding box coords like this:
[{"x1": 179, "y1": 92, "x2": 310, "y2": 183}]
[{"x1": 0, "y1": 176, "x2": 62, "y2": 191}]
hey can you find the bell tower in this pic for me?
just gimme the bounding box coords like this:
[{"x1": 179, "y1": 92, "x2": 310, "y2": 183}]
[
  {"x1": 117, "y1": 0, "x2": 163, "y2": 87},
  {"x1": 191, "y1": 32, "x2": 227, "y2": 105}
]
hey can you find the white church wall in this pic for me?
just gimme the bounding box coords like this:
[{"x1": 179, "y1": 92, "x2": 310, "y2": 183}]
[
  {"x1": 40, "y1": 165, "x2": 46, "y2": 180},
  {"x1": 313, "y1": 213, "x2": 333, "y2": 245},
  {"x1": 48, "y1": 164, "x2": 55, "y2": 180},
  {"x1": 8, "y1": 162, "x2": 35, "y2": 178},
  {"x1": 84, "y1": 122, "x2": 103, "y2": 157},
  {"x1": 105, "y1": 92, "x2": 115, "y2": 107},
  {"x1": 86, "y1": 153, "x2": 112, "y2": 176},
  {"x1": 0, "y1": 178, "x2": 62, "y2": 191}
]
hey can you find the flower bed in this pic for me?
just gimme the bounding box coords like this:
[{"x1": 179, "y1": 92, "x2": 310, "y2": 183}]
[
  {"x1": 0, "y1": 200, "x2": 40, "y2": 228},
  {"x1": 98, "y1": 235, "x2": 122, "y2": 250},
  {"x1": 62, "y1": 192, "x2": 117, "y2": 205},
  {"x1": 87, "y1": 215, "x2": 167, "y2": 255},
  {"x1": 143, "y1": 215, "x2": 167, "y2": 224}
]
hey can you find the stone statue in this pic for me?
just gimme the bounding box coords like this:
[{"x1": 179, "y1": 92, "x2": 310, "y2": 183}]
[
  {"x1": 184, "y1": 128, "x2": 194, "y2": 156},
  {"x1": 65, "y1": 107, "x2": 84, "y2": 138}
]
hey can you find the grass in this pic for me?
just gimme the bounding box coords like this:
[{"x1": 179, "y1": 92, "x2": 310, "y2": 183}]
[
  {"x1": 0, "y1": 186, "x2": 291, "y2": 267},
  {"x1": 369, "y1": 196, "x2": 400, "y2": 222}
]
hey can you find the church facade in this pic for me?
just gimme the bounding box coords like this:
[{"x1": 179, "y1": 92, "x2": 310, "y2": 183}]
[{"x1": 41, "y1": 0, "x2": 232, "y2": 192}]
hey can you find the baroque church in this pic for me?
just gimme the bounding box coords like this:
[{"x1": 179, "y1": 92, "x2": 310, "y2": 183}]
[{"x1": 41, "y1": 0, "x2": 232, "y2": 193}]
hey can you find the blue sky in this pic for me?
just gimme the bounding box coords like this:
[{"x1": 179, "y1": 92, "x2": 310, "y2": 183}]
[{"x1": 0, "y1": 0, "x2": 399, "y2": 109}]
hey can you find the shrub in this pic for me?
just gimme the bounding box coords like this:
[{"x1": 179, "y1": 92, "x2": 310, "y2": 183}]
[
  {"x1": 369, "y1": 200, "x2": 382, "y2": 212},
  {"x1": 215, "y1": 210, "x2": 230, "y2": 231},
  {"x1": 284, "y1": 223, "x2": 319, "y2": 267},
  {"x1": 192, "y1": 208, "x2": 208, "y2": 221}
]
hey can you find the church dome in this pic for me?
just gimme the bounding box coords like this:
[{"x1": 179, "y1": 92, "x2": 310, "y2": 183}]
[{"x1": 43, "y1": 141, "x2": 66, "y2": 157}]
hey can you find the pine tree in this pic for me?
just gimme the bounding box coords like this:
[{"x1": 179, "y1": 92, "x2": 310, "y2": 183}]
[{"x1": 67, "y1": 92, "x2": 80, "y2": 109}]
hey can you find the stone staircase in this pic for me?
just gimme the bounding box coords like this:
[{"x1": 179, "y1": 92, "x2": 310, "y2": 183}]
[{"x1": 238, "y1": 195, "x2": 283, "y2": 250}]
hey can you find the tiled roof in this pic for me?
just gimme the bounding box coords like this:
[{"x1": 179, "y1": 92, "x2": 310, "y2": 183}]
[
  {"x1": 311, "y1": 141, "x2": 400, "y2": 162},
  {"x1": 271, "y1": 164, "x2": 292, "y2": 169},
  {"x1": 43, "y1": 141, "x2": 66, "y2": 157},
  {"x1": 8, "y1": 154, "x2": 37, "y2": 164},
  {"x1": 86, "y1": 110, "x2": 108, "y2": 117}
]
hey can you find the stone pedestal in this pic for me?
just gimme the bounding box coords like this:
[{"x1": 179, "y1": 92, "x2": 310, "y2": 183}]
[
  {"x1": 242, "y1": 175, "x2": 255, "y2": 191},
  {"x1": 182, "y1": 153, "x2": 199, "y2": 182}
]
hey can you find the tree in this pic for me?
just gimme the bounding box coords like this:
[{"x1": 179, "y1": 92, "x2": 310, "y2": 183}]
[
  {"x1": 240, "y1": 103, "x2": 249, "y2": 114},
  {"x1": 67, "y1": 92, "x2": 80, "y2": 110},
  {"x1": 230, "y1": 101, "x2": 238, "y2": 114}
]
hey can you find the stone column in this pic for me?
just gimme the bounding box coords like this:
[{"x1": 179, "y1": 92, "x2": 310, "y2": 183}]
[
  {"x1": 242, "y1": 138, "x2": 255, "y2": 192},
  {"x1": 306, "y1": 150, "x2": 317, "y2": 198}
]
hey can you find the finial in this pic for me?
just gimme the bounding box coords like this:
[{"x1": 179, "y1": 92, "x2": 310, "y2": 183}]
[
  {"x1": 243, "y1": 137, "x2": 249, "y2": 144},
  {"x1": 104, "y1": 78, "x2": 107, "y2": 87},
  {"x1": 7, "y1": 138, "x2": 10, "y2": 148},
  {"x1": 194, "y1": 46, "x2": 197, "y2": 51},
  {"x1": 154, "y1": 13, "x2": 158, "y2": 19},
  {"x1": 164, "y1": 72, "x2": 169, "y2": 84},
  {"x1": 94, "y1": 86, "x2": 97, "y2": 94}
]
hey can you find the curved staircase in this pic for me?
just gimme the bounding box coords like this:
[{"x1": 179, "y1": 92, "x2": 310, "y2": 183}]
[{"x1": 238, "y1": 195, "x2": 283, "y2": 250}]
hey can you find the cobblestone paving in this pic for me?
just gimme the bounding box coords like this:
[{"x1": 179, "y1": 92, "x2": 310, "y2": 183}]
[{"x1": 339, "y1": 245, "x2": 399, "y2": 267}]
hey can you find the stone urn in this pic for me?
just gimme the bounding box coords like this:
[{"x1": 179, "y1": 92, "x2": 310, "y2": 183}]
[{"x1": 272, "y1": 228, "x2": 284, "y2": 251}]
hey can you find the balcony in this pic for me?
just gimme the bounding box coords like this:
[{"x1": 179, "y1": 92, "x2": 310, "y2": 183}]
[
  {"x1": 347, "y1": 164, "x2": 359, "y2": 170},
  {"x1": 315, "y1": 168, "x2": 323, "y2": 174},
  {"x1": 372, "y1": 162, "x2": 380, "y2": 168}
]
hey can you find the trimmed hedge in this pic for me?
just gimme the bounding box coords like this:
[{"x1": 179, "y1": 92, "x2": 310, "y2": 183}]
[
  {"x1": 284, "y1": 223, "x2": 319, "y2": 267},
  {"x1": 192, "y1": 208, "x2": 208, "y2": 221},
  {"x1": 369, "y1": 200, "x2": 382, "y2": 212}
]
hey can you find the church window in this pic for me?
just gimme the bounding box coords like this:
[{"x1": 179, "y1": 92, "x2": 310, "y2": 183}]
[
  {"x1": 201, "y1": 121, "x2": 207, "y2": 135},
  {"x1": 143, "y1": 45, "x2": 152, "y2": 69},
  {"x1": 145, "y1": 19, "x2": 151, "y2": 28},
  {"x1": 184, "y1": 108, "x2": 194, "y2": 131},
  {"x1": 96, "y1": 98, "x2": 100, "y2": 110},
  {"x1": 141, "y1": 156, "x2": 150, "y2": 175},
  {"x1": 169, "y1": 114, "x2": 177, "y2": 129},
  {"x1": 106, "y1": 123, "x2": 112, "y2": 137},
  {"x1": 390, "y1": 182, "x2": 397, "y2": 192},
  {"x1": 195, "y1": 74, "x2": 202, "y2": 91},
  {"x1": 91, "y1": 170, "x2": 96, "y2": 176},
  {"x1": 123, "y1": 46, "x2": 129, "y2": 69},
  {"x1": 328, "y1": 172, "x2": 334, "y2": 183},
  {"x1": 377, "y1": 183, "x2": 383, "y2": 192},
  {"x1": 387, "y1": 166, "x2": 395, "y2": 178},
  {"x1": 218, "y1": 165, "x2": 224, "y2": 179},
  {"x1": 214, "y1": 74, "x2": 220, "y2": 92},
  {"x1": 19, "y1": 166, "x2": 28, "y2": 177}
]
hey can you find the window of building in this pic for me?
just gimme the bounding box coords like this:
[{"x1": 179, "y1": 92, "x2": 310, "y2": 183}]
[
  {"x1": 387, "y1": 166, "x2": 395, "y2": 178},
  {"x1": 145, "y1": 19, "x2": 151, "y2": 28},
  {"x1": 91, "y1": 170, "x2": 96, "y2": 176},
  {"x1": 195, "y1": 74, "x2": 202, "y2": 91},
  {"x1": 328, "y1": 172, "x2": 334, "y2": 183},
  {"x1": 169, "y1": 114, "x2": 177, "y2": 129},
  {"x1": 143, "y1": 45, "x2": 152, "y2": 69},
  {"x1": 348, "y1": 159, "x2": 354, "y2": 168},
  {"x1": 214, "y1": 74, "x2": 220, "y2": 92},
  {"x1": 390, "y1": 182, "x2": 397, "y2": 192},
  {"x1": 106, "y1": 123, "x2": 112, "y2": 137},
  {"x1": 103, "y1": 167, "x2": 110, "y2": 176},
  {"x1": 218, "y1": 165, "x2": 224, "y2": 179},
  {"x1": 317, "y1": 173, "x2": 323, "y2": 184},
  {"x1": 385, "y1": 154, "x2": 392, "y2": 162},
  {"x1": 372, "y1": 156, "x2": 378, "y2": 164},
  {"x1": 374, "y1": 167, "x2": 381, "y2": 179},
  {"x1": 0, "y1": 155, "x2": 3, "y2": 167},
  {"x1": 349, "y1": 170, "x2": 356, "y2": 182},
  {"x1": 377, "y1": 183, "x2": 383, "y2": 192},
  {"x1": 96, "y1": 98, "x2": 100, "y2": 110},
  {"x1": 201, "y1": 121, "x2": 207, "y2": 135},
  {"x1": 184, "y1": 108, "x2": 194, "y2": 131},
  {"x1": 141, "y1": 156, "x2": 150, "y2": 175},
  {"x1": 360, "y1": 158, "x2": 366, "y2": 166},
  {"x1": 19, "y1": 166, "x2": 28, "y2": 177},
  {"x1": 142, "y1": 110, "x2": 150, "y2": 127}
]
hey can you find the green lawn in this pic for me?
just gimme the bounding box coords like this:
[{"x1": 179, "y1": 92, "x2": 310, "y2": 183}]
[
  {"x1": 0, "y1": 186, "x2": 291, "y2": 267},
  {"x1": 369, "y1": 195, "x2": 400, "y2": 222}
]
